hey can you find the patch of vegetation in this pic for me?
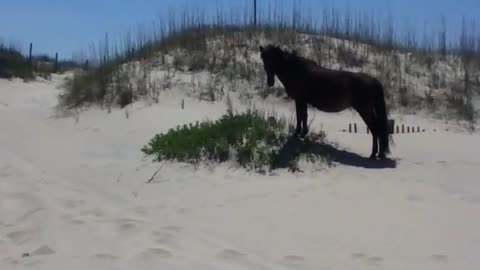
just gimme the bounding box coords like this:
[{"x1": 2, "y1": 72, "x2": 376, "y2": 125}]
[
  {"x1": 142, "y1": 111, "x2": 330, "y2": 171},
  {"x1": 0, "y1": 45, "x2": 33, "y2": 79},
  {"x1": 58, "y1": 5, "x2": 479, "y2": 124},
  {"x1": 1, "y1": 42, "x2": 85, "y2": 80}
]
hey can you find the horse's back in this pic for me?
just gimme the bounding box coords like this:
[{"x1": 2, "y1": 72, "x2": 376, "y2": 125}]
[{"x1": 303, "y1": 67, "x2": 382, "y2": 112}]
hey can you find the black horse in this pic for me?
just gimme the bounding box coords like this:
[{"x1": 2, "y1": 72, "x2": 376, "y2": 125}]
[{"x1": 259, "y1": 45, "x2": 392, "y2": 159}]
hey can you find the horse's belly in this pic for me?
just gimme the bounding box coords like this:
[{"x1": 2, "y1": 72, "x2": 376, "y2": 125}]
[{"x1": 310, "y1": 97, "x2": 351, "y2": 113}]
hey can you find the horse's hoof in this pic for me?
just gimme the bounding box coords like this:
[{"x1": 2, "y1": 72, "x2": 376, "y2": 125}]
[
  {"x1": 369, "y1": 154, "x2": 377, "y2": 160},
  {"x1": 378, "y1": 153, "x2": 387, "y2": 160}
]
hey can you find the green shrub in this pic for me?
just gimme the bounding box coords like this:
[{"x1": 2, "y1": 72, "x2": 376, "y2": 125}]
[
  {"x1": 142, "y1": 111, "x2": 331, "y2": 171},
  {"x1": 142, "y1": 111, "x2": 290, "y2": 170}
]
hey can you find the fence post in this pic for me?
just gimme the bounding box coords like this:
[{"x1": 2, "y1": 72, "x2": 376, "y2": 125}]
[
  {"x1": 253, "y1": 0, "x2": 257, "y2": 26},
  {"x1": 354, "y1": 123, "x2": 357, "y2": 133},
  {"x1": 28, "y1": 42, "x2": 33, "y2": 64},
  {"x1": 54, "y1": 52, "x2": 59, "y2": 72},
  {"x1": 388, "y1": 119, "x2": 395, "y2": 134}
]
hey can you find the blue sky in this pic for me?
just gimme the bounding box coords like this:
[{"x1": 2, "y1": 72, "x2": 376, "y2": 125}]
[{"x1": 1, "y1": 0, "x2": 479, "y2": 58}]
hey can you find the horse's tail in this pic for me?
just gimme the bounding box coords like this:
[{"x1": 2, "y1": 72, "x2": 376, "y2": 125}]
[{"x1": 373, "y1": 81, "x2": 392, "y2": 155}]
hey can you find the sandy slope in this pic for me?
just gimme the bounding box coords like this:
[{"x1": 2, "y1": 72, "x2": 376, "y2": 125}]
[{"x1": 1, "y1": 76, "x2": 480, "y2": 270}]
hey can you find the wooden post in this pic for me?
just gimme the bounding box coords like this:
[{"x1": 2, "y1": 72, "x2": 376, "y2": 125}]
[
  {"x1": 402, "y1": 124, "x2": 405, "y2": 133},
  {"x1": 388, "y1": 119, "x2": 395, "y2": 134},
  {"x1": 253, "y1": 0, "x2": 257, "y2": 26},
  {"x1": 407, "y1": 126, "x2": 410, "y2": 133},
  {"x1": 417, "y1": 126, "x2": 420, "y2": 132},
  {"x1": 354, "y1": 123, "x2": 357, "y2": 133},
  {"x1": 54, "y1": 52, "x2": 59, "y2": 72},
  {"x1": 28, "y1": 42, "x2": 33, "y2": 64},
  {"x1": 396, "y1": 125, "x2": 399, "y2": 134},
  {"x1": 349, "y1": 123, "x2": 352, "y2": 133}
]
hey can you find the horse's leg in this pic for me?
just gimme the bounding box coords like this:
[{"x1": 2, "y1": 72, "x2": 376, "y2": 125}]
[
  {"x1": 300, "y1": 102, "x2": 308, "y2": 137},
  {"x1": 294, "y1": 99, "x2": 302, "y2": 136},
  {"x1": 355, "y1": 107, "x2": 378, "y2": 159},
  {"x1": 295, "y1": 99, "x2": 308, "y2": 137}
]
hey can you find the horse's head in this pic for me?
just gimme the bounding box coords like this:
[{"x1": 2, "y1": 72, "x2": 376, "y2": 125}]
[{"x1": 259, "y1": 45, "x2": 283, "y2": 87}]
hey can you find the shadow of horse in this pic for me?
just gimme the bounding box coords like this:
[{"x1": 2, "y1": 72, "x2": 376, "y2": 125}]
[{"x1": 271, "y1": 135, "x2": 397, "y2": 170}]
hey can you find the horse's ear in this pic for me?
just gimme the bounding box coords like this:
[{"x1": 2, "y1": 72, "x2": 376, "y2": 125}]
[{"x1": 259, "y1": 46, "x2": 264, "y2": 52}]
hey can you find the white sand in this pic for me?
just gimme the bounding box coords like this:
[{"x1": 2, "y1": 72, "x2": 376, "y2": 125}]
[{"x1": 1, "y1": 76, "x2": 480, "y2": 270}]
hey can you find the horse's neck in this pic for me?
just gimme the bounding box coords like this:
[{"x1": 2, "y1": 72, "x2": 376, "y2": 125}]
[{"x1": 275, "y1": 60, "x2": 302, "y2": 88}]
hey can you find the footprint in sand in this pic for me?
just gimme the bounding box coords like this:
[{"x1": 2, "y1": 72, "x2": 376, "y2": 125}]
[
  {"x1": 16, "y1": 208, "x2": 44, "y2": 223},
  {"x1": 3, "y1": 257, "x2": 19, "y2": 265},
  {"x1": 6, "y1": 229, "x2": 35, "y2": 244},
  {"x1": 0, "y1": 165, "x2": 13, "y2": 178},
  {"x1": 116, "y1": 218, "x2": 145, "y2": 233},
  {"x1": 32, "y1": 245, "x2": 55, "y2": 256},
  {"x1": 81, "y1": 208, "x2": 106, "y2": 218},
  {"x1": 62, "y1": 199, "x2": 85, "y2": 209},
  {"x1": 406, "y1": 193, "x2": 424, "y2": 202},
  {"x1": 366, "y1": 256, "x2": 384, "y2": 266},
  {"x1": 62, "y1": 214, "x2": 86, "y2": 225},
  {"x1": 162, "y1": 225, "x2": 182, "y2": 233},
  {"x1": 23, "y1": 259, "x2": 41, "y2": 268},
  {"x1": 296, "y1": 184, "x2": 317, "y2": 193},
  {"x1": 351, "y1": 252, "x2": 367, "y2": 259},
  {"x1": 458, "y1": 194, "x2": 480, "y2": 204},
  {"x1": 176, "y1": 208, "x2": 188, "y2": 214},
  {"x1": 152, "y1": 231, "x2": 177, "y2": 247},
  {"x1": 67, "y1": 208, "x2": 106, "y2": 225},
  {"x1": 430, "y1": 254, "x2": 448, "y2": 263},
  {"x1": 139, "y1": 247, "x2": 173, "y2": 259},
  {"x1": 92, "y1": 253, "x2": 119, "y2": 262},
  {"x1": 133, "y1": 206, "x2": 149, "y2": 216},
  {"x1": 217, "y1": 249, "x2": 246, "y2": 260},
  {"x1": 281, "y1": 255, "x2": 306, "y2": 268},
  {"x1": 352, "y1": 253, "x2": 384, "y2": 266}
]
